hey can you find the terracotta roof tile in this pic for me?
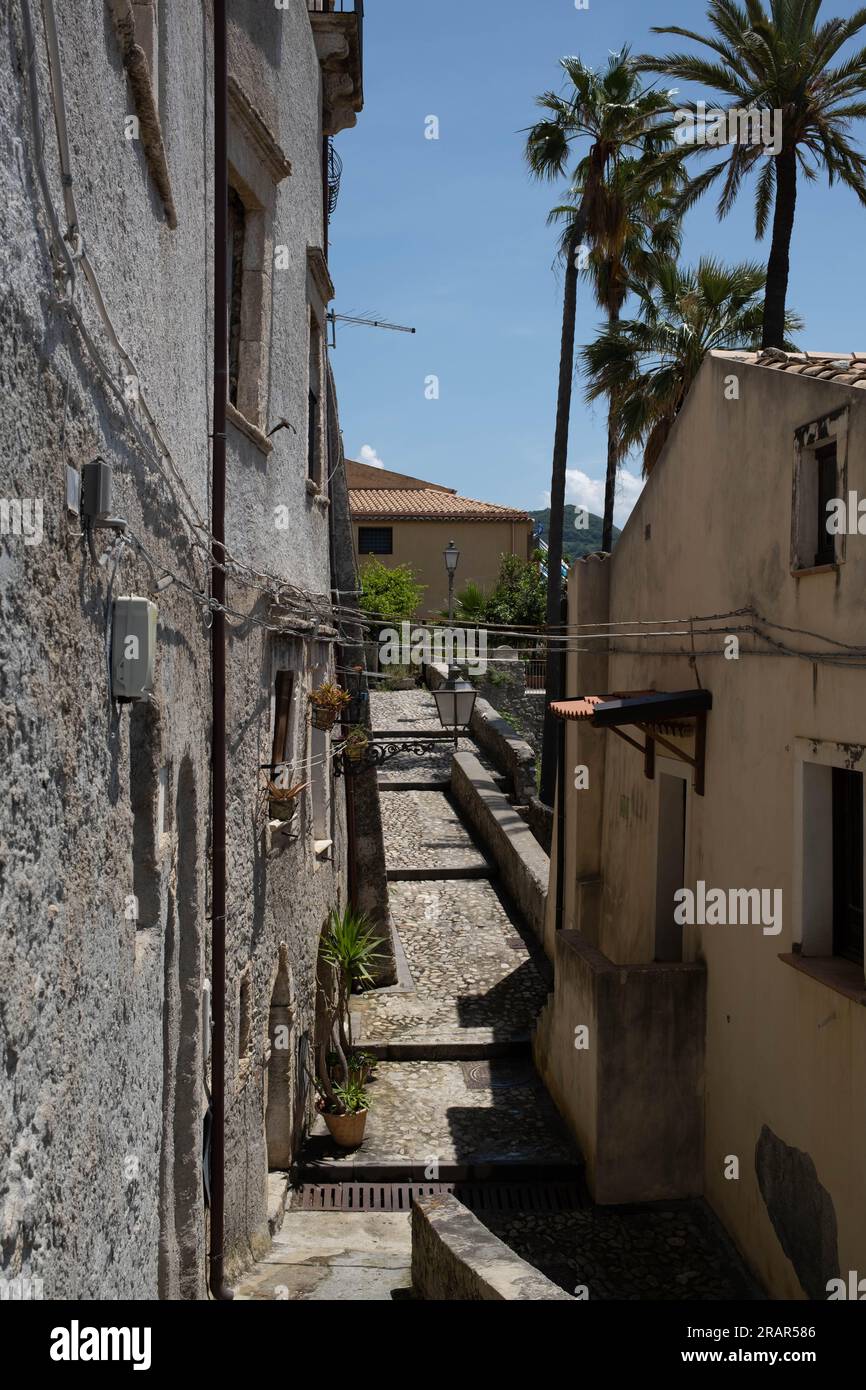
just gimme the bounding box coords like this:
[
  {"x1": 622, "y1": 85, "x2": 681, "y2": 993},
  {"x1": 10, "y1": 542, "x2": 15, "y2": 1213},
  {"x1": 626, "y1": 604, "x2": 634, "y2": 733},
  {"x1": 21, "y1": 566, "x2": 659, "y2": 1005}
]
[
  {"x1": 349, "y1": 486, "x2": 532, "y2": 523},
  {"x1": 713, "y1": 349, "x2": 866, "y2": 387}
]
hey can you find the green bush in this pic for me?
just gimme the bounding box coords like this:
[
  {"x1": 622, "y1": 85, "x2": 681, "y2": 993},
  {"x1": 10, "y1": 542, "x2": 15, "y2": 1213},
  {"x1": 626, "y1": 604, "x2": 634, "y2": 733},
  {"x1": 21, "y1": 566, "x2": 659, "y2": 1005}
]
[{"x1": 359, "y1": 558, "x2": 425, "y2": 623}]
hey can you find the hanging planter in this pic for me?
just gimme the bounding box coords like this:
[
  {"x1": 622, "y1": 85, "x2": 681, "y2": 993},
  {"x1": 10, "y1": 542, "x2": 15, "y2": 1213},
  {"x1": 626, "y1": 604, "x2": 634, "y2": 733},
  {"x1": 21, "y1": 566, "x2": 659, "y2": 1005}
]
[
  {"x1": 266, "y1": 779, "x2": 308, "y2": 824},
  {"x1": 342, "y1": 726, "x2": 370, "y2": 763},
  {"x1": 308, "y1": 681, "x2": 350, "y2": 732}
]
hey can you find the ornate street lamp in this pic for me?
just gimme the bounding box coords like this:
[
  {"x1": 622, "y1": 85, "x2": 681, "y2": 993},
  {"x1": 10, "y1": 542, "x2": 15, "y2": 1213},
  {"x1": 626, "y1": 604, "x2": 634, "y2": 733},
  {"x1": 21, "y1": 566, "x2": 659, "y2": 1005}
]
[
  {"x1": 432, "y1": 664, "x2": 477, "y2": 748},
  {"x1": 443, "y1": 540, "x2": 460, "y2": 622}
]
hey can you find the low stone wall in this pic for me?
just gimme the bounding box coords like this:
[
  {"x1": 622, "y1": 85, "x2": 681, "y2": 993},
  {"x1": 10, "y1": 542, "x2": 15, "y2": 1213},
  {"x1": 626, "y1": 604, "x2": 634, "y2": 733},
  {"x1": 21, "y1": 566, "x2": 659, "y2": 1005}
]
[
  {"x1": 412, "y1": 1193, "x2": 574, "y2": 1300},
  {"x1": 425, "y1": 662, "x2": 537, "y2": 804},
  {"x1": 523, "y1": 795, "x2": 553, "y2": 854},
  {"x1": 451, "y1": 751, "x2": 549, "y2": 944},
  {"x1": 468, "y1": 662, "x2": 544, "y2": 762},
  {"x1": 533, "y1": 930, "x2": 707, "y2": 1204}
]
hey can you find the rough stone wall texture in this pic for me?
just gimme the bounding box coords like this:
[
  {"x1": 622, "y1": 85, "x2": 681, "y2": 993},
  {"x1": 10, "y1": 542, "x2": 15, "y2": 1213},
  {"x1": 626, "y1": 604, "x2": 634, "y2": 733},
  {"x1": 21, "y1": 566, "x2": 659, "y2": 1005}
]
[
  {"x1": 469, "y1": 662, "x2": 545, "y2": 764},
  {"x1": 411, "y1": 1193, "x2": 574, "y2": 1301},
  {"x1": 0, "y1": 0, "x2": 349, "y2": 1298}
]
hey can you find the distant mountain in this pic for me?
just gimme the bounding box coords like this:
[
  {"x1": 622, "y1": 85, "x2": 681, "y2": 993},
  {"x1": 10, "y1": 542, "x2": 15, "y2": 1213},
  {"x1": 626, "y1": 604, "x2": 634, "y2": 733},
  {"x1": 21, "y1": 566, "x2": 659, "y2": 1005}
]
[{"x1": 529, "y1": 506, "x2": 620, "y2": 561}]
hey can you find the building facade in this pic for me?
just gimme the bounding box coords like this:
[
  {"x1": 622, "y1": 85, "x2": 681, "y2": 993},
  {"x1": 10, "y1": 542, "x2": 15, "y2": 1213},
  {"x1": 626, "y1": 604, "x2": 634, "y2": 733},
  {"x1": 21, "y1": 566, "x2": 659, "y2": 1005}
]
[
  {"x1": 535, "y1": 350, "x2": 866, "y2": 1299},
  {"x1": 0, "y1": 0, "x2": 377, "y2": 1299},
  {"x1": 346, "y1": 460, "x2": 535, "y2": 618}
]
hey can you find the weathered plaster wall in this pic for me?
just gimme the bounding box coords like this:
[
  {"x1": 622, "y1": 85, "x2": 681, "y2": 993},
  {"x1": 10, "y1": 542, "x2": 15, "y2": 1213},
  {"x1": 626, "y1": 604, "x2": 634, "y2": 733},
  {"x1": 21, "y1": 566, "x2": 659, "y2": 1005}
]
[
  {"x1": 0, "y1": 0, "x2": 349, "y2": 1298},
  {"x1": 560, "y1": 353, "x2": 866, "y2": 1296}
]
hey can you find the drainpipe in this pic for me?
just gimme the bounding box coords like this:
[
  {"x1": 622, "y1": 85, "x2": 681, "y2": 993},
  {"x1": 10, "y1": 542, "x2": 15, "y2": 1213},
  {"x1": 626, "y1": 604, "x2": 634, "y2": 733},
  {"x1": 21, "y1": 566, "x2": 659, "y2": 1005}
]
[{"x1": 209, "y1": 0, "x2": 233, "y2": 1302}]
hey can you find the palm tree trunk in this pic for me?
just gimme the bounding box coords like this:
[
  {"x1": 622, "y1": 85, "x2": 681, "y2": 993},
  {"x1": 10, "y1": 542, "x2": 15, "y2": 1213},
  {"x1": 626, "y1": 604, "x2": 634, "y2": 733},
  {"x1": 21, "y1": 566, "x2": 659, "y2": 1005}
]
[
  {"x1": 762, "y1": 145, "x2": 797, "y2": 349},
  {"x1": 601, "y1": 306, "x2": 620, "y2": 553},
  {"x1": 539, "y1": 208, "x2": 588, "y2": 806}
]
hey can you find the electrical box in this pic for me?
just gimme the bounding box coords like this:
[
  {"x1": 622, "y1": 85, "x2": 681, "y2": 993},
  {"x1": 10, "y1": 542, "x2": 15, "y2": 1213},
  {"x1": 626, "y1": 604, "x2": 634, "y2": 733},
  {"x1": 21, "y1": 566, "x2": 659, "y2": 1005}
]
[
  {"x1": 111, "y1": 595, "x2": 157, "y2": 701},
  {"x1": 81, "y1": 458, "x2": 113, "y2": 521}
]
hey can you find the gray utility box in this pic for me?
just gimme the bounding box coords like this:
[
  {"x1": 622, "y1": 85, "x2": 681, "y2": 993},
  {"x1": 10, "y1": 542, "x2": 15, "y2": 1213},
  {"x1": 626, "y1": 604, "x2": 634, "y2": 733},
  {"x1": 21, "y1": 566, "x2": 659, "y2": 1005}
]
[
  {"x1": 81, "y1": 458, "x2": 113, "y2": 521},
  {"x1": 112, "y1": 596, "x2": 158, "y2": 700}
]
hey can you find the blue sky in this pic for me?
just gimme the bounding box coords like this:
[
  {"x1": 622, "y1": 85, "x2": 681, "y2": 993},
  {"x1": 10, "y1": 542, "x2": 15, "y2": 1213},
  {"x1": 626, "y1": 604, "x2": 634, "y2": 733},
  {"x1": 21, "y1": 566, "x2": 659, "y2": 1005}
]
[{"x1": 328, "y1": 0, "x2": 866, "y2": 527}]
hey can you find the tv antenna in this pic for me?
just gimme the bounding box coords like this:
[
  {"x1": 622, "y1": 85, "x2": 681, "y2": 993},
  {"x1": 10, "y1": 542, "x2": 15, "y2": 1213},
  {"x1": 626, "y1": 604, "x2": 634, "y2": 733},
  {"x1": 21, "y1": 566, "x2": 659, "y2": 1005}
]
[{"x1": 327, "y1": 311, "x2": 416, "y2": 350}]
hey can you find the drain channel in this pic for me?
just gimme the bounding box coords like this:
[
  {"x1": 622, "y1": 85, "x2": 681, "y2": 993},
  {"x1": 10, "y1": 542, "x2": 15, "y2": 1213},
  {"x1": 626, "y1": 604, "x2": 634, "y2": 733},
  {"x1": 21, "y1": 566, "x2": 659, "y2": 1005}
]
[{"x1": 291, "y1": 1181, "x2": 586, "y2": 1213}]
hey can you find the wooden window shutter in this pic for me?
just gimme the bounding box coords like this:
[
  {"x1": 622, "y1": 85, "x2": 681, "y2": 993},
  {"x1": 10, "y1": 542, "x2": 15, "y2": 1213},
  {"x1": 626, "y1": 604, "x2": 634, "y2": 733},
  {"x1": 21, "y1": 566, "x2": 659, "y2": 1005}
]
[{"x1": 271, "y1": 671, "x2": 294, "y2": 773}]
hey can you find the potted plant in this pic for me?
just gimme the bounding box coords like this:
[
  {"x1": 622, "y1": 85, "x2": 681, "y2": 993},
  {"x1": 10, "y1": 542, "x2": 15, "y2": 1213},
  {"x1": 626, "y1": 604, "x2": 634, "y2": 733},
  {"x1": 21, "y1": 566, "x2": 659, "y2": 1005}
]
[
  {"x1": 316, "y1": 1078, "x2": 370, "y2": 1148},
  {"x1": 348, "y1": 1050, "x2": 378, "y2": 1085},
  {"x1": 342, "y1": 725, "x2": 370, "y2": 763},
  {"x1": 315, "y1": 908, "x2": 385, "y2": 1148},
  {"x1": 265, "y1": 778, "x2": 308, "y2": 825},
  {"x1": 308, "y1": 681, "x2": 350, "y2": 732}
]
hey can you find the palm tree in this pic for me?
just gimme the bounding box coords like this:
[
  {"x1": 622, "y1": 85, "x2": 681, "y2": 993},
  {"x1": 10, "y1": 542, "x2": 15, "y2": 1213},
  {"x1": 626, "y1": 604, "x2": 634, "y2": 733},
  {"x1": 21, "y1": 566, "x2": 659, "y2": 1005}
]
[
  {"x1": 525, "y1": 47, "x2": 675, "y2": 805},
  {"x1": 550, "y1": 155, "x2": 684, "y2": 550},
  {"x1": 638, "y1": 0, "x2": 866, "y2": 349},
  {"x1": 581, "y1": 257, "x2": 803, "y2": 474}
]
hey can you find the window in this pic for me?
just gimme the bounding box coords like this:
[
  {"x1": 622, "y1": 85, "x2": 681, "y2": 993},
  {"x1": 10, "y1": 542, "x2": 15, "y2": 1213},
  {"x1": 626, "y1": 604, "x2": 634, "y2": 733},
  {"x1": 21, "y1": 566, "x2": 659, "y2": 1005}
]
[
  {"x1": 814, "y1": 443, "x2": 837, "y2": 568},
  {"x1": 791, "y1": 410, "x2": 848, "y2": 573},
  {"x1": 270, "y1": 670, "x2": 295, "y2": 785},
  {"x1": 308, "y1": 315, "x2": 323, "y2": 483},
  {"x1": 225, "y1": 79, "x2": 291, "y2": 442},
  {"x1": 832, "y1": 768, "x2": 864, "y2": 964},
  {"x1": 227, "y1": 186, "x2": 246, "y2": 409},
  {"x1": 797, "y1": 740, "x2": 865, "y2": 973},
  {"x1": 359, "y1": 526, "x2": 393, "y2": 555}
]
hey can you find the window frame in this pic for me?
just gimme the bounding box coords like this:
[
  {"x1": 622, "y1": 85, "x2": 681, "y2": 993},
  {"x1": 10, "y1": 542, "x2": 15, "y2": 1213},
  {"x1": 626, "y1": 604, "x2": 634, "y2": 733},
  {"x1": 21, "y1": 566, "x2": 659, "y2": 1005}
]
[
  {"x1": 793, "y1": 736, "x2": 866, "y2": 977},
  {"x1": 358, "y1": 526, "x2": 394, "y2": 556},
  {"x1": 791, "y1": 407, "x2": 850, "y2": 576}
]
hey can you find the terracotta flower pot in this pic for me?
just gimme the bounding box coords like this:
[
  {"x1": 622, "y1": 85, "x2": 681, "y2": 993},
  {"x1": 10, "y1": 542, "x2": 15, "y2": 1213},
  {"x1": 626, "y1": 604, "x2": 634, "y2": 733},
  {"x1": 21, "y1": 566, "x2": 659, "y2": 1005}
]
[{"x1": 321, "y1": 1107, "x2": 368, "y2": 1148}]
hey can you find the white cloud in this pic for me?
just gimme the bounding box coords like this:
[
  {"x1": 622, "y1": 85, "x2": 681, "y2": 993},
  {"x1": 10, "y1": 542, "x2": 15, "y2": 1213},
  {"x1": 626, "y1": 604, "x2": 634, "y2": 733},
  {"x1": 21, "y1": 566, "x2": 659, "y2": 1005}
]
[
  {"x1": 541, "y1": 467, "x2": 644, "y2": 530},
  {"x1": 358, "y1": 443, "x2": 385, "y2": 469}
]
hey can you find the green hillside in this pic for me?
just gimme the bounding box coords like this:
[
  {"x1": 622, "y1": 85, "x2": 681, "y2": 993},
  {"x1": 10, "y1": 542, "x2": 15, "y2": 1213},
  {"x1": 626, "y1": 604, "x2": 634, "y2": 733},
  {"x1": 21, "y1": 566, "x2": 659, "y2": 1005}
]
[{"x1": 529, "y1": 506, "x2": 621, "y2": 561}]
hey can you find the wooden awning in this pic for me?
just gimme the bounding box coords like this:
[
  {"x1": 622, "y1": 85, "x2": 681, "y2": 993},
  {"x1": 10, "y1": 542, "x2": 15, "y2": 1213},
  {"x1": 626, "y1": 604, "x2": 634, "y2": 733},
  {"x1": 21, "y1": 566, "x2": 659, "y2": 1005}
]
[{"x1": 550, "y1": 689, "x2": 712, "y2": 794}]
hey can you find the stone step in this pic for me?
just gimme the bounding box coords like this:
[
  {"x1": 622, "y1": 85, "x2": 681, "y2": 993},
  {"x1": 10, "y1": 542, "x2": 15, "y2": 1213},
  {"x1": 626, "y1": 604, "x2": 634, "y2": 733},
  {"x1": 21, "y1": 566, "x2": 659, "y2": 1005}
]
[
  {"x1": 350, "y1": 1036, "x2": 531, "y2": 1062},
  {"x1": 386, "y1": 864, "x2": 494, "y2": 882},
  {"x1": 294, "y1": 1059, "x2": 582, "y2": 1184}
]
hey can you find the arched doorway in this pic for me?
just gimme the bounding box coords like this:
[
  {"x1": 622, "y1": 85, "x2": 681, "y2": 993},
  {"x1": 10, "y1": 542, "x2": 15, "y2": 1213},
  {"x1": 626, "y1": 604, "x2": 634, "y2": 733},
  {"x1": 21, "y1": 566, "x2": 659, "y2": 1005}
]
[{"x1": 265, "y1": 950, "x2": 294, "y2": 1170}]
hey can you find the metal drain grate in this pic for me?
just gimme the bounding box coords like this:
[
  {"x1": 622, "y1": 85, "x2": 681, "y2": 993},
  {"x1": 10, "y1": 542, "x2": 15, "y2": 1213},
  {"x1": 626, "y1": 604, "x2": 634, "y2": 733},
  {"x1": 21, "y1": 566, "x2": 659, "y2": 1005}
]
[{"x1": 291, "y1": 1181, "x2": 586, "y2": 1213}]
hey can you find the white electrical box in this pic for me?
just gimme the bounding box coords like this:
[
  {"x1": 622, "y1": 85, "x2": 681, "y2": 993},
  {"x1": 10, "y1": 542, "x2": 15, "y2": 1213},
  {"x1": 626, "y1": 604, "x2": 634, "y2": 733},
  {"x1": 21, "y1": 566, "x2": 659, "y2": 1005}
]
[{"x1": 111, "y1": 595, "x2": 157, "y2": 700}]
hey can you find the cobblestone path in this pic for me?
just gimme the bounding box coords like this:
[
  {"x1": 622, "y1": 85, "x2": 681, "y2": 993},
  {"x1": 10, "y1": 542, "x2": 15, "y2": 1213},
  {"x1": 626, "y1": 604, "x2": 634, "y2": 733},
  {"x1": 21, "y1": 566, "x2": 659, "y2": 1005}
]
[{"x1": 236, "y1": 688, "x2": 759, "y2": 1301}]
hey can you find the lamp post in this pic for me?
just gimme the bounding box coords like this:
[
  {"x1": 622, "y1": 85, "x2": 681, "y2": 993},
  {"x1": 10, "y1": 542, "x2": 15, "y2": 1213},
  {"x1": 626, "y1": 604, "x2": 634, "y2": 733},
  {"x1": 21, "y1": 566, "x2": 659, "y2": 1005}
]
[
  {"x1": 444, "y1": 540, "x2": 459, "y2": 623},
  {"x1": 432, "y1": 664, "x2": 477, "y2": 749}
]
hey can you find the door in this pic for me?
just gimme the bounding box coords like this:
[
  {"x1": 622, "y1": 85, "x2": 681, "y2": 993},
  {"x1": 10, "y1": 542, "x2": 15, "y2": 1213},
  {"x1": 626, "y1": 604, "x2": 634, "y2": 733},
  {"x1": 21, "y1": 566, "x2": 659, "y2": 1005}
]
[{"x1": 832, "y1": 767, "x2": 864, "y2": 964}]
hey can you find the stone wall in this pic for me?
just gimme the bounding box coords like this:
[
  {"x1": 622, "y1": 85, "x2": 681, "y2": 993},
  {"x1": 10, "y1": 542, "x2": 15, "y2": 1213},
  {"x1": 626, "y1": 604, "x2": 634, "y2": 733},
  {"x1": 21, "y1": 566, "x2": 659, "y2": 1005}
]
[
  {"x1": 0, "y1": 0, "x2": 359, "y2": 1298},
  {"x1": 469, "y1": 660, "x2": 545, "y2": 764},
  {"x1": 451, "y1": 753, "x2": 549, "y2": 945},
  {"x1": 533, "y1": 931, "x2": 707, "y2": 1204},
  {"x1": 412, "y1": 1193, "x2": 574, "y2": 1300}
]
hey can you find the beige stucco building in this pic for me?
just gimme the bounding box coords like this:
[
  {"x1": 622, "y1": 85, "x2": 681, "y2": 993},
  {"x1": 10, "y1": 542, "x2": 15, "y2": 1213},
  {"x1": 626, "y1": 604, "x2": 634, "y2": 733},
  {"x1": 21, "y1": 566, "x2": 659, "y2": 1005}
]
[
  {"x1": 346, "y1": 460, "x2": 534, "y2": 617},
  {"x1": 534, "y1": 349, "x2": 866, "y2": 1300}
]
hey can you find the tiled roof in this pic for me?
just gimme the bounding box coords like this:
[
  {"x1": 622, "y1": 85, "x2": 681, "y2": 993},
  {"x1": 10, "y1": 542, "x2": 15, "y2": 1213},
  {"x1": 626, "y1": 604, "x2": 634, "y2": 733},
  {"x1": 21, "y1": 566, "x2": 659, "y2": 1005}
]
[
  {"x1": 349, "y1": 487, "x2": 533, "y2": 523},
  {"x1": 713, "y1": 349, "x2": 866, "y2": 387}
]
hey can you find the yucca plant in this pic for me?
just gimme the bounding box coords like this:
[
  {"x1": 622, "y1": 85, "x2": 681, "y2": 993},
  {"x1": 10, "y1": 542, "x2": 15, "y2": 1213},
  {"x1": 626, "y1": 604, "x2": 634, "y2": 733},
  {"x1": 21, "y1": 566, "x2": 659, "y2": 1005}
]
[{"x1": 317, "y1": 908, "x2": 384, "y2": 1116}]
